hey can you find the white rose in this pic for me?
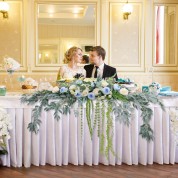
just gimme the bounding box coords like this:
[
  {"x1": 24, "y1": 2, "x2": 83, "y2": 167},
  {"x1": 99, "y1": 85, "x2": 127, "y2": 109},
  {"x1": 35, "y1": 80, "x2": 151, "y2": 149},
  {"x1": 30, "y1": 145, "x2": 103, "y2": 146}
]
[
  {"x1": 100, "y1": 96, "x2": 106, "y2": 100},
  {"x1": 82, "y1": 89, "x2": 89, "y2": 96},
  {"x1": 101, "y1": 80, "x2": 108, "y2": 87},
  {"x1": 93, "y1": 88, "x2": 100, "y2": 96},
  {"x1": 120, "y1": 88, "x2": 129, "y2": 96},
  {"x1": 83, "y1": 78, "x2": 92, "y2": 82},
  {"x1": 52, "y1": 86, "x2": 59, "y2": 93},
  {"x1": 83, "y1": 78, "x2": 96, "y2": 82},
  {"x1": 70, "y1": 90, "x2": 75, "y2": 95},
  {"x1": 69, "y1": 85, "x2": 76, "y2": 90},
  {"x1": 108, "y1": 94, "x2": 112, "y2": 98}
]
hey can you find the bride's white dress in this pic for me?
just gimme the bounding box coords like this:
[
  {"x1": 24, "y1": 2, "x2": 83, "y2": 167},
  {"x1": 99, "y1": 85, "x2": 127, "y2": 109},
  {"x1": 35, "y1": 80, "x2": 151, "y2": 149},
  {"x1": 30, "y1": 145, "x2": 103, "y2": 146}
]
[{"x1": 60, "y1": 65, "x2": 86, "y2": 79}]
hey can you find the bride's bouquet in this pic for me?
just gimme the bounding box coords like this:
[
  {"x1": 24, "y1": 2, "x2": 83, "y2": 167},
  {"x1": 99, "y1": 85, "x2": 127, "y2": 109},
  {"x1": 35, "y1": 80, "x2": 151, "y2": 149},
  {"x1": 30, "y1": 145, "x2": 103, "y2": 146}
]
[{"x1": 2, "y1": 57, "x2": 20, "y2": 74}]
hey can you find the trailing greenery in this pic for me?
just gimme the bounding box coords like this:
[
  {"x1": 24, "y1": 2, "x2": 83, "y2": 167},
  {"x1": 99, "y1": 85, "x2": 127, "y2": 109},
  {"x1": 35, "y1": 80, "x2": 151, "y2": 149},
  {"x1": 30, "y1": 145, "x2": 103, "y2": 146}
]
[
  {"x1": 21, "y1": 90, "x2": 77, "y2": 133},
  {"x1": 105, "y1": 102, "x2": 115, "y2": 159},
  {"x1": 21, "y1": 77, "x2": 165, "y2": 158}
]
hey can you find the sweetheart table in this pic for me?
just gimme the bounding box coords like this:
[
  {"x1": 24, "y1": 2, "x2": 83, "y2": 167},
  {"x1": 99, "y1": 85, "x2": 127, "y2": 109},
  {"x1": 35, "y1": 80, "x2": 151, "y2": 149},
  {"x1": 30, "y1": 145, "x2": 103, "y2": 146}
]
[{"x1": 0, "y1": 93, "x2": 178, "y2": 167}]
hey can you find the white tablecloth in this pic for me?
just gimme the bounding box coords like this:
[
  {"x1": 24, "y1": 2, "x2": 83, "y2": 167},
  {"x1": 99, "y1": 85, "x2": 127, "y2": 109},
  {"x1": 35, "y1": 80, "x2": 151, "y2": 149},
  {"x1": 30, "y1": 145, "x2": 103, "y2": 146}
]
[{"x1": 1, "y1": 94, "x2": 178, "y2": 167}]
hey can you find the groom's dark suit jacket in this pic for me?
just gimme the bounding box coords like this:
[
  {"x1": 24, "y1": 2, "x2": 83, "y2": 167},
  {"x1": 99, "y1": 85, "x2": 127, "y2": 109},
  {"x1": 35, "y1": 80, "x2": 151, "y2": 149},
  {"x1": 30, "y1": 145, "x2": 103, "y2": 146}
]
[{"x1": 84, "y1": 64, "x2": 118, "y2": 80}]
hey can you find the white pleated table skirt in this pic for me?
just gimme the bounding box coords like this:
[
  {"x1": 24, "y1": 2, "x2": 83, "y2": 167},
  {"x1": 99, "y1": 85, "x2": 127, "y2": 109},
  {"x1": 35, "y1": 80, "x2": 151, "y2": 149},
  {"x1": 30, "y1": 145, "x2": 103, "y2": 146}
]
[{"x1": 1, "y1": 104, "x2": 178, "y2": 168}]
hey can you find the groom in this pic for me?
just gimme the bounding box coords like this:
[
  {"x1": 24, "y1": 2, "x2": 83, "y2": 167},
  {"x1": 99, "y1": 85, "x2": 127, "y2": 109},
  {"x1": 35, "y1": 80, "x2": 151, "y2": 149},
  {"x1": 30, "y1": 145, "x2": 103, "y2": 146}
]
[{"x1": 84, "y1": 46, "x2": 118, "y2": 80}]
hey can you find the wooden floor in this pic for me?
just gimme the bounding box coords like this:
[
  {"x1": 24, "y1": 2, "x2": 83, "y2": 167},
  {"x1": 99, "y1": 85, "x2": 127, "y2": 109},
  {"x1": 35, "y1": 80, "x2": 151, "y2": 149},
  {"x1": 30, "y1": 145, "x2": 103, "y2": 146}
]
[{"x1": 1, "y1": 164, "x2": 178, "y2": 178}]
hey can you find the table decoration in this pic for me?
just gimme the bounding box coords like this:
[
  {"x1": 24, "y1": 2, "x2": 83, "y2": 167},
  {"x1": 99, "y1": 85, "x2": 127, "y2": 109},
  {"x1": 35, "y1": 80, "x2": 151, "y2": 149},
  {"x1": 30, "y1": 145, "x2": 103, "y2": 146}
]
[
  {"x1": 0, "y1": 108, "x2": 12, "y2": 156},
  {"x1": 142, "y1": 86, "x2": 149, "y2": 93},
  {"x1": 0, "y1": 86, "x2": 6, "y2": 96},
  {"x1": 169, "y1": 108, "x2": 178, "y2": 143},
  {"x1": 149, "y1": 82, "x2": 161, "y2": 94},
  {"x1": 2, "y1": 57, "x2": 20, "y2": 90},
  {"x1": 22, "y1": 77, "x2": 38, "y2": 89},
  {"x1": 21, "y1": 77, "x2": 165, "y2": 158}
]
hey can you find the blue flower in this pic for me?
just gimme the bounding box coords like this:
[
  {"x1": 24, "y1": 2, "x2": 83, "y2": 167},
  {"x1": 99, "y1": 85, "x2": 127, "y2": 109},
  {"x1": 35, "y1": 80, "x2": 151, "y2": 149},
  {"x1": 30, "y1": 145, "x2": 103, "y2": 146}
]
[
  {"x1": 76, "y1": 80, "x2": 83, "y2": 85},
  {"x1": 87, "y1": 92, "x2": 95, "y2": 100},
  {"x1": 60, "y1": 87, "x2": 68, "y2": 93},
  {"x1": 75, "y1": 90, "x2": 82, "y2": 97},
  {"x1": 113, "y1": 84, "x2": 120, "y2": 91},
  {"x1": 102, "y1": 87, "x2": 111, "y2": 95}
]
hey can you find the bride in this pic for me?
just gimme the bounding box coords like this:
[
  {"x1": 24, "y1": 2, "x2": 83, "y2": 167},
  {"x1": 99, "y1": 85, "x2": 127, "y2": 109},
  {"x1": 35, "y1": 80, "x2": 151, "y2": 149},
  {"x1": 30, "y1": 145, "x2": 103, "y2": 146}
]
[{"x1": 57, "y1": 46, "x2": 86, "y2": 80}]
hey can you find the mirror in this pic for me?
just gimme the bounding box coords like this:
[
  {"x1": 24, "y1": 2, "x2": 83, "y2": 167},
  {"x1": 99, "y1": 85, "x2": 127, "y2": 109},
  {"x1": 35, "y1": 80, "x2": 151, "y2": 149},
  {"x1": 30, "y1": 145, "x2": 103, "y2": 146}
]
[
  {"x1": 153, "y1": 4, "x2": 177, "y2": 65},
  {"x1": 36, "y1": 3, "x2": 96, "y2": 65}
]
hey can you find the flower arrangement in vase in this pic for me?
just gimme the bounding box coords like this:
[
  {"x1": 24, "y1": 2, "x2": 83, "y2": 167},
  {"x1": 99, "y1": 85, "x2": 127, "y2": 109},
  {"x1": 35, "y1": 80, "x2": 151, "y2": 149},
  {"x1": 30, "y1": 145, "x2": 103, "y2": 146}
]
[{"x1": 2, "y1": 57, "x2": 20, "y2": 90}]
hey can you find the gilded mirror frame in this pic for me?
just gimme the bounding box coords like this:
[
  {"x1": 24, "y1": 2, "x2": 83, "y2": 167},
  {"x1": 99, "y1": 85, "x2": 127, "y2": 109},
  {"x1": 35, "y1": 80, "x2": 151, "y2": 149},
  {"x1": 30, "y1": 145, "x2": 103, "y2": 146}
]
[{"x1": 33, "y1": 0, "x2": 100, "y2": 72}]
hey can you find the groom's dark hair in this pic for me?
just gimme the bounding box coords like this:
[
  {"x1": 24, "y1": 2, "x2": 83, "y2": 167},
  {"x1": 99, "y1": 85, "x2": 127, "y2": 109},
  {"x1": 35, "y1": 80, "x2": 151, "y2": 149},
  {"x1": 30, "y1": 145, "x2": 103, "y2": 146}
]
[{"x1": 90, "y1": 46, "x2": 106, "y2": 60}]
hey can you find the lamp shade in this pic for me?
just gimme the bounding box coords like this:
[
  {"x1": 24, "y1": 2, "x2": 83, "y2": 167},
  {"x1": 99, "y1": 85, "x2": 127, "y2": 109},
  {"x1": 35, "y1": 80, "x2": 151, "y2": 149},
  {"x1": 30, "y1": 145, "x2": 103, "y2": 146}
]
[
  {"x1": 0, "y1": 1, "x2": 9, "y2": 11},
  {"x1": 122, "y1": 3, "x2": 133, "y2": 14}
]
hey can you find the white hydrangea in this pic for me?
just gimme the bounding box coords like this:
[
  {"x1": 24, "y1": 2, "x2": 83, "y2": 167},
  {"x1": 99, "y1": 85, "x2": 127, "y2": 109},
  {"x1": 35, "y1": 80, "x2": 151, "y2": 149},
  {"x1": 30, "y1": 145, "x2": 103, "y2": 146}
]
[
  {"x1": 0, "y1": 108, "x2": 12, "y2": 141},
  {"x1": 93, "y1": 88, "x2": 100, "y2": 96},
  {"x1": 101, "y1": 80, "x2": 108, "y2": 87},
  {"x1": 52, "y1": 86, "x2": 59, "y2": 93},
  {"x1": 169, "y1": 109, "x2": 178, "y2": 143},
  {"x1": 3, "y1": 57, "x2": 20, "y2": 72}
]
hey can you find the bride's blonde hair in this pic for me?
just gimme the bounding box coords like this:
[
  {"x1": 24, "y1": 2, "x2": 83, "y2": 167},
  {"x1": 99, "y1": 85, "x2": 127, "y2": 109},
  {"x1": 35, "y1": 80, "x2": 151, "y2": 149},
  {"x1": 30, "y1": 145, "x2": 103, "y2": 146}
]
[{"x1": 63, "y1": 46, "x2": 82, "y2": 64}]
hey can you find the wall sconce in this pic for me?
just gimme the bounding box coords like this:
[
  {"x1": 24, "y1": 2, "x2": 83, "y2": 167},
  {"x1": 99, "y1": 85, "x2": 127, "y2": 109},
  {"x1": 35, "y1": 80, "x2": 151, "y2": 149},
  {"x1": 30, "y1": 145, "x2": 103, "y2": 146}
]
[
  {"x1": 122, "y1": 1, "x2": 133, "y2": 20},
  {"x1": 0, "y1": 0, "x2": 9, "y2": 18}
]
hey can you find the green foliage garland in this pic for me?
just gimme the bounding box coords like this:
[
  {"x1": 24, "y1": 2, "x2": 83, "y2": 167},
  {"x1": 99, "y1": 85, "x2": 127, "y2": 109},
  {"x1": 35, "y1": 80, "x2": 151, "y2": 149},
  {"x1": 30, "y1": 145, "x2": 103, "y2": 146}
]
[{"x1": 21, "y1": 77, "x2": 165, "y2": 158}]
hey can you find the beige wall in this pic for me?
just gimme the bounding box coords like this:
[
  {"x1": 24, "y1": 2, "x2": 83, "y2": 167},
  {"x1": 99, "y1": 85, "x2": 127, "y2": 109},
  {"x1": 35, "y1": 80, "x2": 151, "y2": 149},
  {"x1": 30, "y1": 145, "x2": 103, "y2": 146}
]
[
  {"x1": 0, "y1": 0, "x2": 178, "y2": 91},
  {"x1": 0, "y1": 2, "x2": 22, "y2": 64}
]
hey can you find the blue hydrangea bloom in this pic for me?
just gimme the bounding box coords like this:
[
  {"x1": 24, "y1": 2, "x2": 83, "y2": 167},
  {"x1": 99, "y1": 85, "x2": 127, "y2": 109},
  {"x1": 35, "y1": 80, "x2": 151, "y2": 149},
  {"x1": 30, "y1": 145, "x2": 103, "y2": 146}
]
[
  {"x1": 60, "y1": 87, "x2": 68, "y2": 93},
  {"x1": 113, "y1": 84, "x2": 120, "y2": 91},
  {"x1": 75, "y1": 90, "x2": 82, "y2": 97},
  {"x1": 76, "y1": 80, "x2": 83, "y2": 85},
  {"x1": 87, "y1": 92, "x2": 95, "y2": 100},
  {"x1": 102, "y1": 87, "x2": 111, "y2": 95}
]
